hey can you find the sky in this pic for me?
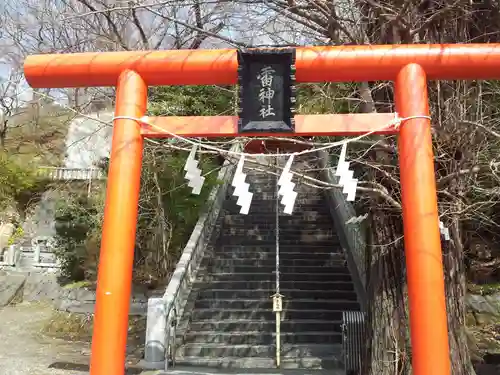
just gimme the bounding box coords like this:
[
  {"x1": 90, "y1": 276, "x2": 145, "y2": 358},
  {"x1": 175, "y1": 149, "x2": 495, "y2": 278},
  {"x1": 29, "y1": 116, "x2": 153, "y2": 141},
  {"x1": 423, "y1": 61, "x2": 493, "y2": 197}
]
[
  {"x1": 0, "y1": 58, "x2": 35, "y2": 109},
  {"x1": 0, "y1": 0, "x2": 327, "y2": 114}
]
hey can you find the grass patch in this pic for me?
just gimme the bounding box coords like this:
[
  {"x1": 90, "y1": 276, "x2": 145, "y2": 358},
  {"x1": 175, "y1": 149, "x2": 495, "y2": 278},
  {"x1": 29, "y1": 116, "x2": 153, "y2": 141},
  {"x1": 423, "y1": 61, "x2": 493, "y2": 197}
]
[
  {"x1": 62, "y1": 281, "x2": 94, "y2": 290},
  {"x1": 42, "y1": 310, "x2": 147, "y2": 344},
  {"x1": 42, "y1": 311, "x2": 93, "y2": 341}
]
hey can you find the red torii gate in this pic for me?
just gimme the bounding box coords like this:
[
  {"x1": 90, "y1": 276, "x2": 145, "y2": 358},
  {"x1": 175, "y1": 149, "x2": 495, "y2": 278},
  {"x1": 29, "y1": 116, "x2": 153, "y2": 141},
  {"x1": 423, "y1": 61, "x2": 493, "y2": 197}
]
[{"x1": 24, "y1": 43, "x2": 500, "y2": 375}]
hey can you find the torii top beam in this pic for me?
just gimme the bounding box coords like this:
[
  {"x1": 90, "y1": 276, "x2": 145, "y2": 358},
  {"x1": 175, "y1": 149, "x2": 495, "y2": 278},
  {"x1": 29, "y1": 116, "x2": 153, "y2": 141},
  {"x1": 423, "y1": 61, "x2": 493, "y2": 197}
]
[{"x1": 24, "y1": 43, "x2": 500, "y2": 88}]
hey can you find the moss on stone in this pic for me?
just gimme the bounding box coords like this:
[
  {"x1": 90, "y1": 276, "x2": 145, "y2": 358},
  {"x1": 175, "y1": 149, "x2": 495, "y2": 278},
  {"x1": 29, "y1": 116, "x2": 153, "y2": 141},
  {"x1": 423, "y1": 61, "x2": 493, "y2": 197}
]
[
  {"x1": 468, "y1": 283, "x2": 500, "y2": 296},
  {"x1": 62, "y1": 281, "x2": 94, "y2": 290}
]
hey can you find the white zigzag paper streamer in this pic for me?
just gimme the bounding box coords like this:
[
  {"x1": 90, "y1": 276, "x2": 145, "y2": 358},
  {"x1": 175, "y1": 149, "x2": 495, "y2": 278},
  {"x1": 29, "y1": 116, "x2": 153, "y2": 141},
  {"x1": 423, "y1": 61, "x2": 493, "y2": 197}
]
[
  {"x1": 277, "y1": 155, "x2": 298, "y2": 215},
  {"x1": 345, "y1": 213, "x2": 368, "y2": 225},
  {"x1": 335, "y1": 143, "x2": 358, "y2": 201},
  {"x1": 183, "y1": 145, "x2": 205, "y2": 195},
  {"x1": 439, "y1": 220, "x2": 450, "y2": 241},
  {"x1": 231, "y1": 155, "x2": 253, "y2": 215}
]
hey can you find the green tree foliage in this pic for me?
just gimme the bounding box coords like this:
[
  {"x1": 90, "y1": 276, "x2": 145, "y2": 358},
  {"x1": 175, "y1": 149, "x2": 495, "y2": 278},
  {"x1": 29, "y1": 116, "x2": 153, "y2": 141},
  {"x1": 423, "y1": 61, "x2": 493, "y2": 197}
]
[
  {"x1": 53, "y1": 85, "x2": 234, "y2": 284},
  {"x1": 53, "y1": 193, "x2": 102, "y2": 282},
  {"x1": 296, "y1": 83, "x2": 356, "y2": 114},
  {"x1": 134, "y1": 85, "x2": 234, "y2": 284},
  {"x1": 148, "y1": 85, "x2": 235, "y2": 116},
  {"x1": 0, "y1": 151, "x2": 50, "y2": 216}
]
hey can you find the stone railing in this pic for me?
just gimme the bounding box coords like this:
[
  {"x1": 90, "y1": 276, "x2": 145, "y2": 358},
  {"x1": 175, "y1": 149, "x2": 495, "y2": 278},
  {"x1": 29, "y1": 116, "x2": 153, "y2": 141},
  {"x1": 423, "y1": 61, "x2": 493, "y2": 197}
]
[
  {"x1": 30, "y1": 236, "x2": 59, "y2": 268},
  {"x1": 142, "y1": 144, "x2": 239, "y2": 370},
  {"x1": 318, "y1": 150, "x2": 367, "y2": 311},
  {"x1": 1, "y1": 237, "x2": 60, "y2": 269},
  {"x1": 0, "y1": 245, "x2": 21, "y2": 267},
  {"x1": 38, "y1": 166, "x2": 104, "y2": 181}
]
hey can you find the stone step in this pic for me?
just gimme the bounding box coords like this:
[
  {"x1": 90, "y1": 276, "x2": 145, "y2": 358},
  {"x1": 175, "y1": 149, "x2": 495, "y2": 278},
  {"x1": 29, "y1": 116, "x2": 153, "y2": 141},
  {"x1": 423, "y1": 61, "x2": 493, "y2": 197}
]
[
  {"x1": 226, "y1": 207, "x2": 332, "y2": 215},
  {"x1": 213, "y1": 247, "x2": 343, "y2": 258},
  {"x1": 199, "y1": 265, "x2": 350, "y2": 274},
  {"x1": 181, "y1": 331, "x2": 342, "y2": 345},
  {"x1": 224, "y1": 201, "x2": 329, "y2": 211},
  {"x1": 253, "y1": 200, "x2": 327, "y2": 208},
  {"x1": 238, "y1": 178, "x2": 320, "y2": 186},
  {"x1": 205, "y1": 257, "x2": 346, "y2": 268},
  {"x1": 226, "y1": 193, "x2": 325, "y2": 201},
  {"x1": 219, "y1": 238, "x2": 338, "y2": 247},
  {"x1": 196, "y1": 288, "x2": 356, "y2": 300},
  {"x1": 221, "y1": 220, "x2": 333, "y2": 228},
  {"x1": 177, "y1": 343, "x2": 341, "y2": 359},
  {"x1": 174, "y1": 181, "x2": 354, "y2": 371},
  {"x1": 217, "y1": 233, "x2": 339, "y2": 242},
  {"x1": 207, "y1": 255, "x2": 344, "y2": 265},
  {"x1": 197, "y1": 280, "x2": 355, "y2": 291},
  {"x1": 231, "y1": 185, "x2": 276, "y2": 191},
  {"x1": 223, "y1": 213, "x2": 333, "y2": 223},
  {"x1": 220, "y1": 228, "x2": 338, "y2": 239},
  {"x1": 173, "y1": 355, "x2": 344, "y2": 370},
  {"x1": 202, "y1": 272, "x2": 353, "y2": 283},
  {"x1": 220, "y1": 225, "x2": 337, "y2": 235},
  {"x1": 188, "y1": 319, "x2": 344, "y2": 333},
  {"x1": 195, "y1": 283, "x2": 357, "y2": 301},
  {"x1": 193, "y1": 298, "x2": 358, "y2": 311},
  {"x1": 249, "y1": 190, "x2": 325, "y2": 198},
  {"x1": 188, "y1": 308, "x2": 357, "y2": 322},
  {"x1": 220, "y1": 223, "x2": 337, "y2": 231},
  {"x1": 226, "y1": 211, "x2": 306, "y2": 218}
]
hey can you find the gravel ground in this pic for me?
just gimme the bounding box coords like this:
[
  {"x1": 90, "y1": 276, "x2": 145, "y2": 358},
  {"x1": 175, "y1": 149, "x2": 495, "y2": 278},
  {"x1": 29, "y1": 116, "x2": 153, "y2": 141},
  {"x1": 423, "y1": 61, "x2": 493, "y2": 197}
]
[{"x1": 0, "y1": 303, "x2": 89, "y2": 375}]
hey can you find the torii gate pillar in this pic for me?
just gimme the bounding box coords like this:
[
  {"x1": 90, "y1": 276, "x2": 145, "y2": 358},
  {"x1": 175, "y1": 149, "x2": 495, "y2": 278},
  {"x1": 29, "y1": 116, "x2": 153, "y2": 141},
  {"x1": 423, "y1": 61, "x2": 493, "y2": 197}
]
[{"x1": 396, "y1": 64, "x2": 450, "y2": 375}]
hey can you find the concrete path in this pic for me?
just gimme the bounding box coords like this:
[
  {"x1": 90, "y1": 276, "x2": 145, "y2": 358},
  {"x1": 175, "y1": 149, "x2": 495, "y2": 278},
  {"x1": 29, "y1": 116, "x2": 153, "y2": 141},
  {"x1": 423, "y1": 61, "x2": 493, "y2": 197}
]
[{"x1": 0, "y1": 302, "x2": 88, "y2": 375}]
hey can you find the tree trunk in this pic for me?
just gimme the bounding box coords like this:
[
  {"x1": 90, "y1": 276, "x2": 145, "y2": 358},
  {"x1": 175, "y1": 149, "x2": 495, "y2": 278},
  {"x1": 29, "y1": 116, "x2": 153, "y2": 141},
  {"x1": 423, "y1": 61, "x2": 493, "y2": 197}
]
[
  {"x1": 354, "y1": 5, "x2": 475, "y2": 372},
  {"x1": 444, "y1": 201, "x2": 476, "y2": 374}
]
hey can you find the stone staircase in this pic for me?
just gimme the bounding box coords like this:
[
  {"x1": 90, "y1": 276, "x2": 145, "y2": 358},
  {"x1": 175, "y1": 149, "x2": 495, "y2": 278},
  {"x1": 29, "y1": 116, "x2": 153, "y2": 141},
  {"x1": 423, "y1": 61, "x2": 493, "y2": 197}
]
[{"x1": 173, "y1": 162, "x2": 360, "y2": 372}]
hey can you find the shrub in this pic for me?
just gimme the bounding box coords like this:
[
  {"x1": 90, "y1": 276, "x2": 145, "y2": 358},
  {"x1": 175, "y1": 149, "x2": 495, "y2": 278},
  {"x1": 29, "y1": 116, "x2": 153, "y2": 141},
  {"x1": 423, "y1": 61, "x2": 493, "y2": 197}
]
[
  {"x1": 53, "y1": 192, "x2": 103, "y2": 282},
  {"x1": 0, "y1": 151, "x2": 48, "y2": 214}
]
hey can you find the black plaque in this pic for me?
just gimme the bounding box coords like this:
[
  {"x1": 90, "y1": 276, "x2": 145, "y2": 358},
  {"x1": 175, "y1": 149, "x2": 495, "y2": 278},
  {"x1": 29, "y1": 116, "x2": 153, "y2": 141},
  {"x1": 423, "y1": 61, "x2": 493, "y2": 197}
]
[{"x1": 237, "y1": 49, "x2": 296, "y2": 133}]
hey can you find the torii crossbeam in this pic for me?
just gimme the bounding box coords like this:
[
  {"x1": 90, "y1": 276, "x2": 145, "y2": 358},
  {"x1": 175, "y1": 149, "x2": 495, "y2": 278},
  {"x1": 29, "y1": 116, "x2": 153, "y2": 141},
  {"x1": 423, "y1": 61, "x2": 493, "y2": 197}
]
[{"x1": 24, "y1": 43, "x2": 500, "y2": 375}]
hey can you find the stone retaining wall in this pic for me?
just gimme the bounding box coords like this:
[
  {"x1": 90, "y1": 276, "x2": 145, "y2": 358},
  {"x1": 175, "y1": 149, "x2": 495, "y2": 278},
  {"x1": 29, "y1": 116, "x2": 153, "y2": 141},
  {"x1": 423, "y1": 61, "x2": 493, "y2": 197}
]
[
  {"x1": 54, "y1": 287, "x2": 148, "y2": 315},
  {"x1": 467, "y1": 292, "x2": 500, "y2": 318},
  {"x1": 466, "y1": 292, "x2": 500, "y2": 356},
  {"x1": 20, "y1": 272, "x2": 149, "y2": 315}
]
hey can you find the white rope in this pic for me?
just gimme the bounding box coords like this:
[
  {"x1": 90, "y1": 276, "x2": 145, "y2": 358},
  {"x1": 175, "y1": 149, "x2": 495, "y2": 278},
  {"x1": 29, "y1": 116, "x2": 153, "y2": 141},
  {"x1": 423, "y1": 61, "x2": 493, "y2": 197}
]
[{"x1": 112, "y1": 113, "x2": 431, "y2": 158}]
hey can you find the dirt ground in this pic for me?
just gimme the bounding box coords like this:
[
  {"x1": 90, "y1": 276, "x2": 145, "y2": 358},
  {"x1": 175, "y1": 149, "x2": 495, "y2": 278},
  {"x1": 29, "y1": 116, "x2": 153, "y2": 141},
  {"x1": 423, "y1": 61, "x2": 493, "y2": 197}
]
[
  {"x1": 0, "y1": 302, "x2": 90, "y2": 375},
  {"x1": 0, "y1": 301, "x2": 159, "y2": 375}
]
